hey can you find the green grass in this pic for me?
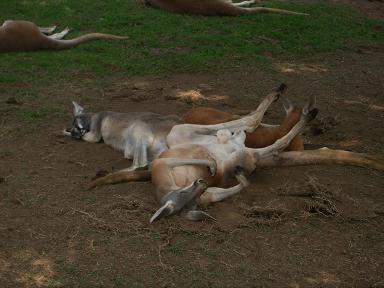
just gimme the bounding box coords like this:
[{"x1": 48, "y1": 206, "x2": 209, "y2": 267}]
[{"x1": 0, "y1": 0, "x2": 383, "y2": 84}]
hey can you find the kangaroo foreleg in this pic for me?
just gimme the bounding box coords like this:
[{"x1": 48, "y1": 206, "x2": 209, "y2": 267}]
[
  {"x1": 198, "y1": 168, "x2": 249, "y2": 204},
  {"x1": 124, "y1": 138, "x2": 149, "y2": 171}
]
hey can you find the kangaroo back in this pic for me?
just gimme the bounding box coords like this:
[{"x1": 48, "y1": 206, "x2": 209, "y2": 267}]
[
  {"x1": 146, "y1": 0, "x2": 244, "y2": 16},
  {"x1": 0, "y1": 20, "x2": 47, "y2": 52},
  {"x1": 146, "y1": 0, "x2": 308, "y2": 16}
]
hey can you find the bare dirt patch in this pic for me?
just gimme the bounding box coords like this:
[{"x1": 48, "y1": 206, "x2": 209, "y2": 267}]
[
  {"x1": 1, "y1": 45, "x2": 384, "y2": 287},
  {"x1": 332, "y1": 0, "x2": 384, "y2": 20}
]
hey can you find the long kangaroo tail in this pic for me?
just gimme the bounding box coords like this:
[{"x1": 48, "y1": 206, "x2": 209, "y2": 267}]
[
  {"x1": 48, "y1": 33, "x2": 129, "y2": 50},
  {"x1": 257, "y1": 148, "x2": 384, "y2": 171},
  {"x1": 88, "y1": 169, "x2": 151, "y2": 190},
  {"x1": 244, "y1": 7, "x2": 309, "y2": 16}
]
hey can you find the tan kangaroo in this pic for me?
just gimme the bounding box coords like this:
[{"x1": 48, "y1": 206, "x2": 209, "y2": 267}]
[
  {"x1": 145, "y1": 0, "x2": 309, "y2": 16},
  {"x1": 0, "y1": 20, "x2": 128, "y2": 53},
  {"x1": 182, "y1": 92, "x2": 309, "y2": 151},
  {"x1": 89, "y1": 85, "x2": 384, "y2": 222}
]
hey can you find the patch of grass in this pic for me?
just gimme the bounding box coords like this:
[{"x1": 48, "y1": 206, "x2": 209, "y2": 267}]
[
  {"x1": 55, "y1": 257, "x2": 80, "y2": 275},
  {"x1": 168, "y1": 240, "x2": 186, "y2": 255},
  {"x1": 45, "y1": 278, "x2": 63, "y2": 288},
  {"x1": 17, "y1": 106, "x2": 50, "y2": 121},
  {"x1": 0, "y1": 0, "x2": 383, "y2": 84},
  {"x1": 128, "y1": 282, "x2": 145, "y2": 288},
  {"x1": 113, "y1": 276, "x2": 128, "y2": 288},
  {"x1": 15, "y1": 104, "x2": 67, "y2": 127}
]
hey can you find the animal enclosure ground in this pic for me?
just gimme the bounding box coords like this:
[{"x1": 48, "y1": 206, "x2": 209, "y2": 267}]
[{"x1": 1, "y1": 1, "x2": 384, "y2": 288}]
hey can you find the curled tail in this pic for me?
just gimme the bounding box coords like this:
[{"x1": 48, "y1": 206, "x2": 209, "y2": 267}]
[
  {"x1": 257, "y1": 148, "x2": 384, "y2": 171},
  {"x1": 88, "y1": 169, "x2": 151, "y2": 190},
  {"x1": 48, "y1": 33, "x2": 129, "y2": 50}
]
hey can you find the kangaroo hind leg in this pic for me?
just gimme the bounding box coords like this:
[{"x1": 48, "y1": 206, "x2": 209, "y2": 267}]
[
  {"x1": 38, "y1": 25, "x2": 57, "y2": 35},
  {"x1": 254, "y1": 107, "x2": 318, "y2": 158},
  {"x1": 48, "y1": 27, "x2": 71, "y2": 40},
  {"x1": 233, "y1": 0, "x2": 258, "y2": 7}
]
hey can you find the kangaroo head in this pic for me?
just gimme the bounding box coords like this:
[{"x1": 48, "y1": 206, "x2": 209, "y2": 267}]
[
  {"x1": 150, "y1": 179, "x2": 208, "y2": 223},
  {"x1": 63, "y1": 101, "x2": 94, "y2": 140},
  {"x1": 281, "y1": 95, "x2": 317, "y2": 129}
]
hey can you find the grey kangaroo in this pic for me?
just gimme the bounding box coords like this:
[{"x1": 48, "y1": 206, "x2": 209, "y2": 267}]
[{"x1": 64, "y1": 102, "x2": 180, "y2": 171}]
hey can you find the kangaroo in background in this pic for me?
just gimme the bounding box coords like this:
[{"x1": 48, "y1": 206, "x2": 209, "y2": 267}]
[
  {"x1": 0, "y1": 20, "x2": 128, "y2": 53},
  {"x1": 145, "y1": 0, "x2": 309, "y2": 16}
]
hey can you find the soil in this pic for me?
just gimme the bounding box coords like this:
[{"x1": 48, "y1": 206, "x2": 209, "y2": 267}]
[
  {"x1": 1, "y1": 2, "x2": 384, "y2": 288},
  {"x1": 331, "y1": 0, "x2": 384, "y2": 20}
]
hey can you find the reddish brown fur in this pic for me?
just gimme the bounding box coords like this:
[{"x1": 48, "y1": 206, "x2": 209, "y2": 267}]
[
  {"x1": 146, "y1": 0, "x2": 244, "y2": 16},
  {"x1": 0, "y1": 20, "x2": 54, "y2": 52},
  {"x1": 182, "y1": 107, "x2": 304, "y2": 151},
  {"x1": 145, "y1": 0, "x2": 308, "y2": 16},
  {"x1": 151, "y1": 146, "x2": 215, "y2": 201},
  {"x1": 0, "y1": 20, "x2": 128, "y2": 53}
]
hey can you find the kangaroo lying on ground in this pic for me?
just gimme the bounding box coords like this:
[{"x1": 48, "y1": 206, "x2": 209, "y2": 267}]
[
  {"x1": 88, "y1": 85, "x2": 384, "y2": 222},
  {"x1": 0, "y1": 20, "x2": 128, "y2": 53},
  {"x1": 64, "y1": 101, "x2": 181, "y2": 171},
  {"x1": 65, "y1": 90, "x2": 305, "y2": 173},
  {"x1": 182, "y1": 92, "x2": 308, "y2": 151},
  {"x1": 145, "y1": 0, "x2": 309, "y2": 16}
]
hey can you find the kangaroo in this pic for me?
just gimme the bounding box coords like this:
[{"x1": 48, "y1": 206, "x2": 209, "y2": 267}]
[
  {"x1": 182, "y1": 93, "x2": 309, "y2": 151},
  {"x1": 0, "y1": 20, "x2": 128, "y2": 53},
  {"x1": 66, "y1": 90, "x2": 306, "y2": 173},
  {"x1": 88, "y1": 85, "x2": 384, "y2": 222},
  {"x1": 64, "y1": 102, "x2": 181, "y2": 171},
  {"x1": 145, "y1": 0, "x2": 309, "y2": 16}
]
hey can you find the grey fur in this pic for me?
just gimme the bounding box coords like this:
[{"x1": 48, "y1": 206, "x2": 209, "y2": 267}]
[
  {"x1": 65, "y1": 102, "x2": 181, "y2": 170},
  {"x1": 151, "y1": 179, "x2": 209, "y2": 222}
]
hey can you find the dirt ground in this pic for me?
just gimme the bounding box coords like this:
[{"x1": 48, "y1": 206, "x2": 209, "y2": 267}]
[
  {"x1": 1, "y1": 3, "x2": 384, "y2": 288},
  {"x1": 332, "y1": 0, "x2": 384, "y2": 20}
]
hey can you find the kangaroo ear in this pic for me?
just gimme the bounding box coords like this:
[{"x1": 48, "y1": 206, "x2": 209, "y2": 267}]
[
  {"x1": 72, "y1": 101, "x2": 84, "y2": 116},
  {"x1": 303, "y1": 95, "x2": 316, "y2": 115},
  {"x1": 150, "y1": 201, "x2": 174, "y2": 223},
  {"x1": 281, "y1": 96, "x2": 294, "y2": 114}
]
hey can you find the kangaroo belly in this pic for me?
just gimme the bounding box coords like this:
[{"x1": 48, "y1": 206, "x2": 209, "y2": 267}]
[{"x1": 153, "y1": 146, "x2": 213, "y2": 190}]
